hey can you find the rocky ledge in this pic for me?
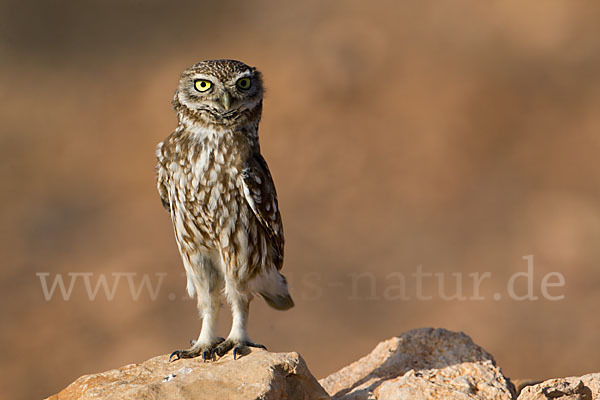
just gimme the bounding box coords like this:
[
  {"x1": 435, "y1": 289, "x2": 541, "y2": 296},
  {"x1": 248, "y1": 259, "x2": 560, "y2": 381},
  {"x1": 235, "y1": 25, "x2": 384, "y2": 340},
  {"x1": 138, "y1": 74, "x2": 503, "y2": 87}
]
[{"x1": 46, "y1": 328, "x2": 599, "y2": 400}]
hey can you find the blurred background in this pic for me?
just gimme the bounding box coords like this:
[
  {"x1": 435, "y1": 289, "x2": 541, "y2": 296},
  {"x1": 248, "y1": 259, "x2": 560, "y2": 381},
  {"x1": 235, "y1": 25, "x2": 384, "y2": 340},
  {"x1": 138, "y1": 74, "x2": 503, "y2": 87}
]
[{"x1": 2, "y1": 0, "x2": 600, "y2": 398}]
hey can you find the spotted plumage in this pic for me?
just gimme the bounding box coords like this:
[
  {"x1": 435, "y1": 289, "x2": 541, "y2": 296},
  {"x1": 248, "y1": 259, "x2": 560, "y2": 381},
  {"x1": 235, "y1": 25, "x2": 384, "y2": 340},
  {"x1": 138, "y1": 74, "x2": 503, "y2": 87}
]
[{"x1": 156, "y1": 60, "x2": 293, "y2": 361}]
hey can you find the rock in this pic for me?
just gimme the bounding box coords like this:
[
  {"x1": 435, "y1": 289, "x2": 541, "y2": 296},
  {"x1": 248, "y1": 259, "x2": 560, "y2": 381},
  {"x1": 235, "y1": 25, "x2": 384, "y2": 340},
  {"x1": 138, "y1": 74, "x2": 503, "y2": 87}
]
[
  {"x1": 319, "y1": 327, "x2": 516, "y2": 400},
  {"x1": 46, "y1": 349, "x2": 330, "y2": 400},
  {"x1": 512, "y1": 379, "x2": 544, "y2": 394},
  {"x1": 517, "y1": 373, "x2": 600, "y2": 400},
  {"x1": 48, "y1": 327, "x2": 600, "y2": 400}
]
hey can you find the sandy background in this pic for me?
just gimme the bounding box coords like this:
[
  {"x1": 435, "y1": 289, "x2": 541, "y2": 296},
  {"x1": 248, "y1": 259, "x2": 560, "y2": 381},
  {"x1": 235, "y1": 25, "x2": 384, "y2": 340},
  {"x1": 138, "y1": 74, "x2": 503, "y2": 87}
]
[{"x1": 1, "y1": 1, "x2": 600, "y2": 399}]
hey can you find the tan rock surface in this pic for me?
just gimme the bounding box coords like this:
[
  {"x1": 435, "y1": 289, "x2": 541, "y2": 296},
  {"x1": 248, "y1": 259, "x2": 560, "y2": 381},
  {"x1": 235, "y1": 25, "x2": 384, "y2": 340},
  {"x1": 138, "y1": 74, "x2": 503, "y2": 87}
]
[
  {"x1": 46, "y1": 349, "x2": 330, "y2": 400},
  {"x1": 319, "y1": 327, "x2": 515, "y2": 400},
  {"x1": 517, "y1": 373, "x2": 600, "y2": 400},
  {"x1": 47, "y1": 327, "x2": 600, "y2": 400}
]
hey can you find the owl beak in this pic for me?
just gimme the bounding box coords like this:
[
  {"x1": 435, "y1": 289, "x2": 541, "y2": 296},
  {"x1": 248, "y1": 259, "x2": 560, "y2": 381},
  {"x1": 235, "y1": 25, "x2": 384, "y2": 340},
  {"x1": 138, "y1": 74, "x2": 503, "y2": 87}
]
[{"x1": 221, "y1": 91, "x2": 232, "y2": 111}]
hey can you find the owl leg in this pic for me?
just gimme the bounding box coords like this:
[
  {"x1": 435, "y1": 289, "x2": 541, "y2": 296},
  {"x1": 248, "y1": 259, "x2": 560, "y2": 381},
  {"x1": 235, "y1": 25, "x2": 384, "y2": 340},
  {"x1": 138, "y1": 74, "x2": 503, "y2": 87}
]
[
  {"x1": 170, "y1": 254, "x2": 224, "y2": 362},
  {"x1": 213, "y1": 285, "x2": 266, "y2": 360},
  {"x1": 170, "y1": 291, "x2": 224, "y2": 361}
]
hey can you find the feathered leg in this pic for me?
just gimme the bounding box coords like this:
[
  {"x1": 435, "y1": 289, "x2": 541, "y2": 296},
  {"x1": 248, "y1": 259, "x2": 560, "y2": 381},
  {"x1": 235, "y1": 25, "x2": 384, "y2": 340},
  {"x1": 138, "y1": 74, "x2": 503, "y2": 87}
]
[
  {"x1": 213, "y1": 281, "x2": 266, "y2": 360},
  {"x1": 170, "y1": 254, "x2": 224, "y2": 361}
]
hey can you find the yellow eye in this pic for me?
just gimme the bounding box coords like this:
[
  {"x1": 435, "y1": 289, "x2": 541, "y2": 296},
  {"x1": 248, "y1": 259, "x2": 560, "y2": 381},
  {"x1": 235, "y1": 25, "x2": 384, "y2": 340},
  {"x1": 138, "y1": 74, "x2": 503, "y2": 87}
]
[
  {"x1": 194, "y1": 79, "x2": 212, "y2": 92},
  {"x1": 236, "y1": 77, "x2": 251, "y2": 90}
]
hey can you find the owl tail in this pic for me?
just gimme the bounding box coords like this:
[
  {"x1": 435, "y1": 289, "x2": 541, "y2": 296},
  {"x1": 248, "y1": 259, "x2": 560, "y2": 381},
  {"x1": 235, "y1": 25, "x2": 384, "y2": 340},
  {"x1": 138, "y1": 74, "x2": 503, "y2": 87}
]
[
  {"x1": 261, "y1": 290, "x2": 295, "y2": 310},
  {"x1": 252, "y1": 269, "x2": 295, "y2": 310}
]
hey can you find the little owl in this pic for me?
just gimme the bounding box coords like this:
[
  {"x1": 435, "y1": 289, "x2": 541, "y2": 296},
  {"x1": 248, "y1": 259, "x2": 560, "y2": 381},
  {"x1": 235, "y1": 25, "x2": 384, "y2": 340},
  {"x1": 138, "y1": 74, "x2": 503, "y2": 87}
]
[{"x1": 156, "y1": 59, "x2": 294, "y2": 361}]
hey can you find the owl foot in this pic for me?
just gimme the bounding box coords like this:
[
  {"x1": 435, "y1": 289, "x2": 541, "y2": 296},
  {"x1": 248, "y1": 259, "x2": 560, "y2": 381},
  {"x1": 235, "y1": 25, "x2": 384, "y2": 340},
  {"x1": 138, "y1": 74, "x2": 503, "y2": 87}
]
[
  {"x1": 169, "y1": 338, "x2": 225, "y2": 362},
  {"x1": 212, "y1": 339, "x2": 267, "y2": 360},
  {"x1": 189, "y1": 337, "x2": 224, "y2": 347}
]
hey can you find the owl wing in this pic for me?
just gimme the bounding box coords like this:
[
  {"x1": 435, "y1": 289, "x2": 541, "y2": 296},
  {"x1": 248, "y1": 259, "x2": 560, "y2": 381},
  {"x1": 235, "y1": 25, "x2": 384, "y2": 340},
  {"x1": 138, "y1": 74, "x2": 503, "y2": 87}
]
[
  {"x1": 155, "y1": 142, "x2": 171, "y2": 212},
  {"x1": 241, "y1": 153, "x2": 284, "y2": 270},
  {"x1": 157, "y1": 173, "x2": 171, "y2": 212}
]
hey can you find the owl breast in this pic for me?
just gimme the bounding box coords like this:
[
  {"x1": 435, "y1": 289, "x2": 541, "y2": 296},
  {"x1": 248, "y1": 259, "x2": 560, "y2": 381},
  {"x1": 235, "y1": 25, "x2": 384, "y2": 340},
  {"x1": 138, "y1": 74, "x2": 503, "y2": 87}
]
[{"x1": 160, "y1": 128, "x2": 267, "y2": 280}]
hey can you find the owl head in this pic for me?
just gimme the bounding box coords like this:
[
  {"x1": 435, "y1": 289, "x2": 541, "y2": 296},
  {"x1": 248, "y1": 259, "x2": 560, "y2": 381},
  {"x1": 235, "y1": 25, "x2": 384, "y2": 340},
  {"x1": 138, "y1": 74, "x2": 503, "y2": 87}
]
[{"x1": 173, "y1": 59, "x2": 264, "y2": 128}]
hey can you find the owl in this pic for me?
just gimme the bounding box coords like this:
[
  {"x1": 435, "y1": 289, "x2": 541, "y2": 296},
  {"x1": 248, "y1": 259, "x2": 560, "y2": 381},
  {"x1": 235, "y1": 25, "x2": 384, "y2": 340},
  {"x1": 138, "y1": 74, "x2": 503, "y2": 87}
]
[{"x1": 156, "y1": 60, "x2": 294, "y2": 361}]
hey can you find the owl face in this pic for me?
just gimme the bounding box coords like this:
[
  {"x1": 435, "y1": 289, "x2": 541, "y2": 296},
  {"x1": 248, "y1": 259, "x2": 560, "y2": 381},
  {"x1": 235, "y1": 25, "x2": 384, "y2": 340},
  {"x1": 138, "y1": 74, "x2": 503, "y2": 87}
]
[{"x1": 174, "y1": 59, "x2": 264, "y2": 127}]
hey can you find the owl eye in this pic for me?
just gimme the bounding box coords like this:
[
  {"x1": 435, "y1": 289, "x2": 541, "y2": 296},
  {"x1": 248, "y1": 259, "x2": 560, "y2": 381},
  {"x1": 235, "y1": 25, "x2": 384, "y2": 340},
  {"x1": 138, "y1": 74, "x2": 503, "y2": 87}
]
[
  {"x1": 194, "y1": 79, "x2": 212, "y2": 92},
  {"x1": 236, "y1": 77, "x2": 251, "y2": 90}
]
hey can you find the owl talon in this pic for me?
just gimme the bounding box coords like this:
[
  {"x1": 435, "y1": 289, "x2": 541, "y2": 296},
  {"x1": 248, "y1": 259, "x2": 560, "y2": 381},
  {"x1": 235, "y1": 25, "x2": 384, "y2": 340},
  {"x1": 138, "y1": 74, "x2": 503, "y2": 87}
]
[
  {"x1": 169, "y1": 337, "x2": 225, "y2": 362},
  {"x1": 233, "y1": 347, "x2": 242, "y2": 360},
  {"x1": 214, "y1": 339, "x2": 267, "y2": 360},
  {"x1": 169, "y1": 350, "x2": 183, "y2": 362},
  {"x1": 169, "y1": 349, "x2": 200, "y2": 361}
]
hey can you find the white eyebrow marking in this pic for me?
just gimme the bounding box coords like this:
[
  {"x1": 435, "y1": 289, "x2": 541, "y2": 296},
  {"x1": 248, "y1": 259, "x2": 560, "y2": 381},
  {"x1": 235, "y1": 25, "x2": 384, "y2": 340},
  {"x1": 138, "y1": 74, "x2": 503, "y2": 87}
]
[
  {"x1": 227, "y1": 70, "x2": 252, "y2": 85},
  {"x1": 236, "y1": 70, "x2": 252, "y2": 79},
  {"x1": 191, "y1": 73, "x2": 217, "y2": 82}
]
